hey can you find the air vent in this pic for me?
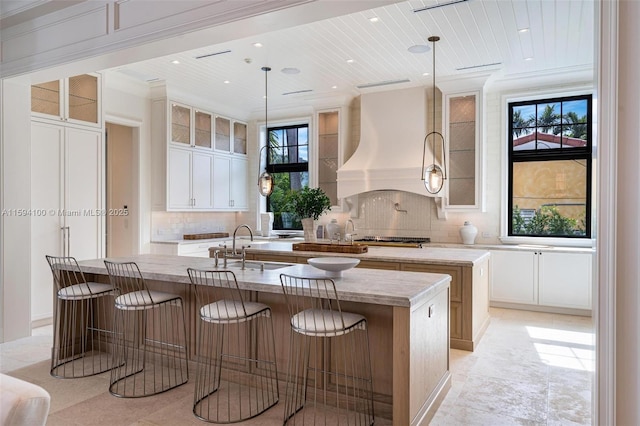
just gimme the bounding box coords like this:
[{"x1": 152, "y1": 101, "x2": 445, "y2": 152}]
[
  {"x1": 413, "y1": 0, "x2": 468, "y2": 13},
  {"x1": 282, "y1": 89, "x2": 313, "y2": 96},
  {"x1": 455, "y1": 62, "x2": 502, "y2": 71},
  {"x1": 195, "y1": 49, "x2": 231, "y2": 59},
  {"x1": 356, "y1": 79, "x2": 410, "y2": 89}
]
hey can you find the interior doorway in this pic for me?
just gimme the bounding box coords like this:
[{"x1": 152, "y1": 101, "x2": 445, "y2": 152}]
[{"x1": 105, "y1": 122, "x2": 139, "y2": 257}]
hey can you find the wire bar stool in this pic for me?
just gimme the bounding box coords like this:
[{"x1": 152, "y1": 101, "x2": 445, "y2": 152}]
[
  {"x1": 187, "y1": 268, "x2": 279, "y2": 423},
  {"x1": 279, "y1": 273, "x2": 374, "y2": 426},
  {"x1": 46, "y1": 255, "x2": 118, "y2": 378},
  {"x1": 104, "y1": 260, "x2": 188, "y2": 398}
]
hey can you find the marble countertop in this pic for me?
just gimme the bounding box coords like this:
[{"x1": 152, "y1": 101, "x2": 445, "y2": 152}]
[
  {"x1": 232, "y1": 242, "x2": 491, "y2": 267},
  {"x1": 78, "y1": 254, "x2": 450, "y2": 308}
]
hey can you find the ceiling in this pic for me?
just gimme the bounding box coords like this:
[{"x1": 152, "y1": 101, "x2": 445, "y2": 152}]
[{"x1": 107, "y1": 0, "x2": 593, "y2": 113}]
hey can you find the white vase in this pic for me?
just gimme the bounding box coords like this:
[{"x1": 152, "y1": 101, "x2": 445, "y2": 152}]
[
  {"x1": 301, "y1": 218, "x2": 316, "y2": 242},
  {"x1": 326, "y1": 219, "x2": 340, "y2": 242},
  {"x1": 459, "y1": 221, "x2": 478, "y2": 245}
]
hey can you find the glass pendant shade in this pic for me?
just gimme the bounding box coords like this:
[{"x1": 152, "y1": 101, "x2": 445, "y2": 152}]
[
  {"x1": 424, "y1": 164, "x2": 444, "y2": 194},
  {"x1": 258, "y1": 171, "x2": 274, "y2": 196}
]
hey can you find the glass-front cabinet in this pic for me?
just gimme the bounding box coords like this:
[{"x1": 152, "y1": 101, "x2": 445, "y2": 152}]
[
  {"x1": 170, "y1": 103, "x2": 213, "y2": 149},
  {"x1": 31, "y1": 73, "x2": 101, "y2": 127},
  {"x1": 444, "y1": 90, "x2": 483, "y2": 210},
  {"x1": 317, "y1": 110, "x2": 340, "y2": 206},
  {"x1": 233, "y1": 121, "x2": 247, "y2": 155},
  {"x1": 214, "y1": 116, "x2": 247, "y2": 155}
]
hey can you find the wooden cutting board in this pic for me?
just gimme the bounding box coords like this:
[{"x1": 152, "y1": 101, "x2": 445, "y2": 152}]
[
  {"x1": 292, "y1": 242, "x2": 368, "y2": 254},
  {"x1": 183, "y1": 232, "x2": 229, "y2": 240}
]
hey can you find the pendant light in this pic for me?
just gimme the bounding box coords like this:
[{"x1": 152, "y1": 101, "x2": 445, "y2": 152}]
[
  {"x1": 257, "y1": 66, "x2": 274, "y2": 196},
  {"x1": 421, "y1": 36, "x2": 446, "y2": 194}
]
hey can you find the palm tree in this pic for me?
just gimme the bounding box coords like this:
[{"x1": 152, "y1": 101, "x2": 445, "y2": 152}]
[
  {"x1": 537, "y1": 104, "x2": 560, "y2": 134},
  {"x1": 563, "y1": 111, "x2": 588, "y2": 139},
  {"x1": 512, "y1": 109, "x2": 531, "y2": 136}
]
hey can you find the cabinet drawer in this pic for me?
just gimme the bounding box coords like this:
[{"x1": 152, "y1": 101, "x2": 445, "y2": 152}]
[
  {"x1": 400, "y1": 263, "x2": 461, "y2": 302},
  {"x1": 357, "y1": 260, "x2": 400, "y2": 270}
]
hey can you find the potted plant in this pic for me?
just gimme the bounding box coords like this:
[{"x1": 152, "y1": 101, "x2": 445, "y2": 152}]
[{"x1": 285, "y1": 187, "x2": 331, "y2": 241}]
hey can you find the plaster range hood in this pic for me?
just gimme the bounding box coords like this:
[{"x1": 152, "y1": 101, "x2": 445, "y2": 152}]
[{"x1": 337, "y1": 86, "x2": 442, "y2": 199}]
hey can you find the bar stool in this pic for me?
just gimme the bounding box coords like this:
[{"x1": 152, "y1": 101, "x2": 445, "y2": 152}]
[
  {"x1": 279, "y1": 273, "x2": 374, "y2": 425},
  {"x1": 187, "y1": 268, "x2": 279, "y2": 423},
  {"x1": 46, "y1": 255, "x2": 117, "y2": 378},
  {"x1": 104, "y1": 260, "x2": 188, "y2": 398}
]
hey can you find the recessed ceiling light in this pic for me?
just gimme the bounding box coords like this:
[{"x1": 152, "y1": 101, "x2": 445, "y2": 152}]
[
  {"x1": 332, "y1": 85, "x2": 338, "y2": 89},
  {"x1": 346, "y1": 59, "x2": 355, "y2": 64},
  {"x1": 224, "y1": 80, "x2": 230, "y2": 84},
  {"x1": 171, "y1": 60, "x2": 180, "y2": 64},
  {"x1": 518, "y1": 28, "x2": 530, "y2": 33},
  {"x1": 422, "y1": 72, "x2": 430, "y2": 76},
  {"x1": 408, "y1": 45, "x2": 430, "y2": 54},
  {"x1": 525, "y1": 57, "x2": 534, "y2": 61},
  {"x1": 253, "y1": 42, "x2": 263, "y2": 48},
  {"x1": 281, "y1": 67, "x2": 300, "y2": 75},
  {"x1": 369, "y1": 17, "x2": 379, "y2": 23}
]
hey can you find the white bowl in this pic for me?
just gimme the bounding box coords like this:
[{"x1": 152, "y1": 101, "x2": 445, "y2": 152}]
[{"x1": 307, "y1": 257, "x2": 360, "y2": 277}]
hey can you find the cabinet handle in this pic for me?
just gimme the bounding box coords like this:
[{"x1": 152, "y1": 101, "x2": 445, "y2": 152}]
[
  {"x1": 61, "y1": 226, "x2": 70, "y2": 256},
  {"x1": 67, "y1": 226, "x2": 71, "y2": 256}
]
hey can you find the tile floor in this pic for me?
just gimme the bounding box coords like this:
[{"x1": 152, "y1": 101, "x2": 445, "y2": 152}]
[{"x1": 0, "y1": 308, "x2": 594, "y2": 425}]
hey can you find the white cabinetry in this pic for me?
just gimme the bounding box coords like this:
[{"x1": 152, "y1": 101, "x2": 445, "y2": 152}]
[
  {"x1": 30, "y1": 120, "x2": 103, "y2": 320},
  {"x1": 213, "y1": 155, "x2": 248, "y2": 210},
  {"x1": 31, "y1": 73, "x2": 101, "y2": 128},
  {"x1": 490, "y1": 249, "x2": 592, "y2": 312},
  {"x1": 168, "y1": 147, "x2": 214, "y2": 210}
]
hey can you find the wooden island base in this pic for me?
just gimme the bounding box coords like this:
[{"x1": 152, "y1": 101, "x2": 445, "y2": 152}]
[{"x1": 75, "y1": 255, "x2": 452, "y2": 426}]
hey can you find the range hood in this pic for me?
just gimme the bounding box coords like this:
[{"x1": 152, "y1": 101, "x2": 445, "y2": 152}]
[{"x1": 337, "y1": 86, "x2": 441, "y2": 199}]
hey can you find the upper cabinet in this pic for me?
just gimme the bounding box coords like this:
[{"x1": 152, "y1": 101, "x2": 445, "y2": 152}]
[
  {"x1": 31, "y1": 73, "x2": 102, "y2": 128},
  {"x1": 316, "y1": 109, "x2": 343, "y2": 207},
  {"x1": 443, "y1": 90, "x2": 483, "y2": 210},
  {"x1": 170, "y1": 102, "x2": 213, "y2": 149},
  {"x1": 214, "y1": 115, "x2": 247, "y2": 155}
]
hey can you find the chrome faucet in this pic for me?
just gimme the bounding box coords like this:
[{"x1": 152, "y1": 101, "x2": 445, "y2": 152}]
[
  {"x1": 231, "y1": 224, "x2": 253, "y2": 257},
  {"x1": 344, "y1": 219, "x2": 357, "y2": 244}
]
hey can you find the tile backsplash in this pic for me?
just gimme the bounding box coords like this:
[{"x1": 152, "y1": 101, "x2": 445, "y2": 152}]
[{"x1": 151, "y1": 211, "x2": 238, "y2": 240}]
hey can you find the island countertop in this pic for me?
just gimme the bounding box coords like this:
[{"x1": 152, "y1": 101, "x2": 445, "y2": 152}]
[
  {"x1": 223, "y1": 241, "x2": 490, "y2": 267},
  {"x1": 77, "y1": 254, "x2": 450, "y2": 308}
]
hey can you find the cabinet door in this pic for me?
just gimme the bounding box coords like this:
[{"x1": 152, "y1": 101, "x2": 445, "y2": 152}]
[
  {"x1": 31, "y1": 80, "x2": 62, "y2": 119},
  {"x1": 215, "y1": 116, "x2": 231, "y2": 151},
  {"x1": 192, "y1": 152, "x2": 214, "y2": 209},
  {"x1": 490, "y1": 250, "x2": 537, "y2": 304},
  {"x1": 30, "y1": 121, "x2": 64, "y2": 320},
  {"x1": 538, "y1": 252, "x2": 592, "y2": 309},
  {"x1": 194, "y1": 110, "x2": 213, "y2": 149},
  {"x1": 233, "y1": 121, "x2": 247, "y2": 155},
  {"x1": 171, "y1": 103, "x2": 191, "y2": 145},
  {"x1": 230, "y1": 157, "x2": 248, "y2": 209},
  {"x1": 66, "y1": 74, "x2": 100, "y2": 126},
  {"x1": 168, "y1": 147, "x2": 193, "y2": 209},
  {"x1": 317, "y1": 110, "x2": 339, "y2": 206},
  {"x1": 65, "y1": 127, "x2": 102, "y2": 260},
  {"x1": 444, "y1": 91, "x2": 482, "y2": 210},
  {"x1": 213, "y1": 155, "x2": 231, "y2": 209}
]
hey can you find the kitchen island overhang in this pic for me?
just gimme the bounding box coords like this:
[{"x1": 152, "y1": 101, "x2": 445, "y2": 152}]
[{"x1": 74, "y1": 254, "x2": 452, "y2": 426}]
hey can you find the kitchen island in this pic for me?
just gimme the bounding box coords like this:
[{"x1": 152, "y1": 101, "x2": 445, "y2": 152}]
[
  {"x1": 76, "y1": 254, "x2": 451, "y2": 426},
  {"x1": 226, "y1": 242, "x2": 491, "y2": 351}
]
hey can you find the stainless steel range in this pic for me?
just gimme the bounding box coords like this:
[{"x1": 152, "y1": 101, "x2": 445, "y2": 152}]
[{"x1": 353, "y1": 236, "x2": 430, "y2": 248}]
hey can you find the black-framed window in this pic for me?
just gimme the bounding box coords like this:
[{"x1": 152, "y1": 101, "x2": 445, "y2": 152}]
[
  {"x1": 508, "y1": 94, "x2": 592, "y2": 238},
  {"x1": 265, "y1": 124, "x2": 309, "y2": 230}
]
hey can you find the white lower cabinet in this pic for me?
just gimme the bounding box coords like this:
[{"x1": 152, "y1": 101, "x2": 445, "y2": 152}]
[
  {"x1": 168, "y1": 147, "x2": 214, "y2": 210},
  {"x1": 490, "y1": 249, "x2": 592, "y2": 311},
  {"x1": 213, "y1": 154, "x2": 248, "y2": 210},
  {"x1": 30, "y1": 120, "x2": 103, "y2": 321}
]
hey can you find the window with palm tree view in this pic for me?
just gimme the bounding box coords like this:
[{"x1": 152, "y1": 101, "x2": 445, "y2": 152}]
[
  {"x1": 508, "y1": 94, "x2": 592, "y2": 238},
  {"x1": 266, "y1": 124, "x2": 309, "y2": 230}
]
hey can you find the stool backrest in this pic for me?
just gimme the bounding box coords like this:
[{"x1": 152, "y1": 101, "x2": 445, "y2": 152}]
[
  {"x1": 279, "y1": 273, "x2": 346, "y2": 330},
  {"x1": 46, "y1": 255, "x2": 89, "y2": 294},
  {"x1": 187, "y1": 268, "x2": 247, "y2": 317},
  {"x1": 104, "y1": 260, "x2": 151, "y2": 301}
]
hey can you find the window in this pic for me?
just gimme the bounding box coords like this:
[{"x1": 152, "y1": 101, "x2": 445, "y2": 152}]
[
  {"x1": 266, "y1": 124, "x2": 309, "y2": 230},
  {"x1": 508, "y1": 94, "x2": 592, "y2": 238}
]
